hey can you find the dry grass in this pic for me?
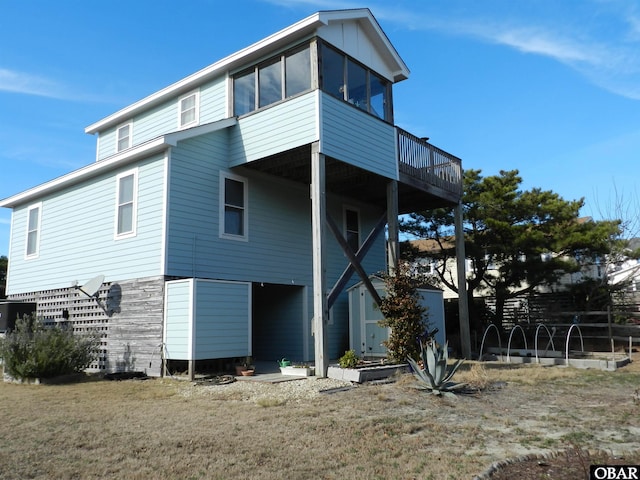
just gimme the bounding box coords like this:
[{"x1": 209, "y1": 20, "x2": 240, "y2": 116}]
[{"x1": 0, "y1": 360, "x2": 639, "y2": 480}]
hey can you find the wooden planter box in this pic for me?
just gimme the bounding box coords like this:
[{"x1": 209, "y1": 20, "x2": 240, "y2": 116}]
[{"x1": 279, "y1": 366, "x2": 315, "y2": 377}]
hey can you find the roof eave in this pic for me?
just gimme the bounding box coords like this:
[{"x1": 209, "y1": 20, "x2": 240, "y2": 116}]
[
  {"x1": 1, "y1": 117, "x2": 238, "y2": 209},
  {"x1": 85, "y1": 9, "x2": 409, "y2": 134},
  {"x1": 84, "y1": 13, "x2": 326, "y2": 135}
]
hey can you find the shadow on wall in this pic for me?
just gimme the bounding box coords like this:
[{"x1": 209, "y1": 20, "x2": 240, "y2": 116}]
[
  {"x1": 106, "y1": 283, "x2": 122, "y2": 316},
  {"x1": 115, "y1": 343, "x2": 136, "y2": 372}
]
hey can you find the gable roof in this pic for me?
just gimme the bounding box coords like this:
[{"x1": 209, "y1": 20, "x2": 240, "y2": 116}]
[
  {"x1": 0, "y1": 118, "x2": 236, "y2": 208},
  {"x1": 84, "y1": 8, "x2": 409, "y2": 135}
]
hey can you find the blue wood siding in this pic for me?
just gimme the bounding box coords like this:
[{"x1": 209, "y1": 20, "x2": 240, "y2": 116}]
[
  {"x1": 97, "y1": 128, "x2": 117, "y2": 159},
  {"x1": 194, "y1": 279, "x2": 251, "y2": 359},
  {"x1": 96, "y1": 78, "x2": 227, "y2": 161},
  {"x1": 166, "y1": 132, "x2": 387, "y2": 361},
  {"x1": 164, "y1": 279, "x2": 193, "y2": 360},
  {"x1": 6, "y1": 154, "x2": 166, "y2": 294},
  {"x1": 228, "y1": 91, "x2": 318, "y2": 167},
  {"x1": 320, "y1": 92, "x2": 397, "y2": 179},
  {"x1": 199, "y1": 77, "x2": 228, "y2": 124}
]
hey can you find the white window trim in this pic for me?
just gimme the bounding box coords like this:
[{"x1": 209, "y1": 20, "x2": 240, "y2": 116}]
[
  {"x1": 219, "y1": 172, "x2": 248, "y2": 241},
  {"x1": 114, "y1": 168, "x2": 138, "y2": 240},
  {"x1": 178, "y1": 90, "x2": 200, "y2": 129},
  {"x1": 116, "y1": 122, "x2": 133, "y2": 152},
  {"x1": 24, "y1": 202, "x2": 42, "y2": 259}
]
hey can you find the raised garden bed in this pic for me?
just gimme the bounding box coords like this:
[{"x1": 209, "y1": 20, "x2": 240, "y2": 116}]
[{"x1": 327, "y1": 362, "x2": 408, "y2": 383}]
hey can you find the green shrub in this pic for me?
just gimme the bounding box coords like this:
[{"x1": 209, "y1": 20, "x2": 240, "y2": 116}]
[
  {"x1": 338, "y1": 349, "x2": 360, "y2": 368},
  {"x1": 378, "y1": 265, "x2": 431, "y2": 363},
  {"x1": 0, "y1": 314, "x2": 99, "y2": 380}
]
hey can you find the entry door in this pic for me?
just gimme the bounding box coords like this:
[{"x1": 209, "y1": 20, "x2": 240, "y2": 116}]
[{"x1": 361, "y1": 287, "x2": 388, "y2": 357}]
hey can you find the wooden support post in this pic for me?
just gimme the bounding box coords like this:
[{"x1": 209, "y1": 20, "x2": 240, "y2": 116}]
[
  {"x1": 188, "y1": 360, "x2": 195, "y2": 381},
  {"x1": 311, "y1": 143, "x2": 329, "y2": 377},
  {"x1": 387, "y1": 180, "x2": 399, "y2": 275},
  {"x1": 454, "y1": 202, "x2": 471, "y2": 359}
]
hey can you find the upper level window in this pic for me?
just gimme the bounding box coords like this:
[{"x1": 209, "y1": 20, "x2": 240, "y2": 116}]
[
  {"x1": 234, "y1": 69, "x2": 256, "y2": 116},
  {"x1": 179, "y1": 91, "x2": 199, "y2": 128},
  {"x1": 25, "y1": 203, "x2": 42, "y2": 258},
  {"x1": 344, "y1": 207, "x2": 360, "y2": 253},
  {"x1": 115, "y1": 169, "x2": 137, "y2": 238},
  {"x1": 259, "y1": 58, "x2": 282, "y2": 108},
  {"x1": 116, "y1": 123, "x2": 132, "y2": 152},
  {"x1": 233, "y1": 44, "x2": 311, "y2": 116},
  {"x1": 285, "y1": 46, "x2": 311, "y2": 97},
  {"x1": 320, "y1": 45, "x2": 344, "y2": 101},
  {"x1": 220, "y1": 173, "x2": 248, "y2": 240},
  {"x1": 320, "y1": 42, "x2": 391, "y2": 122},
  {"x1": 347, "y1": 59, "x2": 367, "y2": 109}
]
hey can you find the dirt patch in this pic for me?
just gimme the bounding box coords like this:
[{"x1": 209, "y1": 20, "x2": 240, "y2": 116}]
[{"x1": 0, "y1": 360, "x2": 638, "y2": 479}]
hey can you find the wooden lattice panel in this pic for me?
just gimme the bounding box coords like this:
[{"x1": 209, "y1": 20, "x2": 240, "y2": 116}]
[{"x1": 9, "y1": 285, "x2": 111, "y2": 371}]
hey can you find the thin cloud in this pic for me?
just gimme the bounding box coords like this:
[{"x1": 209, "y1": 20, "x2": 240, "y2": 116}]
[
  {"x1": 0, "y1": 67, "x2": 122, "y2": 103},
  {"x1": 0, "y1": 68, "x2": 67, "y2": 99}
]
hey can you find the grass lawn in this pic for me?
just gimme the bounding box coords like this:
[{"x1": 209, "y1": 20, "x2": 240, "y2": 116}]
[{"x1": 0, "y1": 359, "x2": 638, "y2": 479}]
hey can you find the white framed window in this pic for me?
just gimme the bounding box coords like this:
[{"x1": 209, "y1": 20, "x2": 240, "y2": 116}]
[
  {"x1": 179, "y1": 91, "x2": 199, "y2": 128},
  {"x1": 220, "y1": 173, "x2": 248, "y2": 241},
  {"x1": 25, "y1": 203, "x2": 42, "y2": 259},
  {"x1": 116, "y1": 122, "x2": 132, "y2": 152},
  {"x1": 115, "y1": 169, "x2": 138, "y2": 239},
  {"x1": 344, "y1": 207, "x2": 360, "y2": 253}
]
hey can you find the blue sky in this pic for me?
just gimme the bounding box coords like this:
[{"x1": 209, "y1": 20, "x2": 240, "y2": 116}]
[{"x1": 1, "y1": 0, "x2": 639, "y2": 256}]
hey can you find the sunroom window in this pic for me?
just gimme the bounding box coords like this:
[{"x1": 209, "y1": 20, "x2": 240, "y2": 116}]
[
  {"x1": 234, "y1": 70, "x2": 256, "y2": 116},
  {"x1": 285, "y1": 46, "x2": 311, "y2": 97},
  {"x1": 320, "y1": 44, "x2": 345, "y2": 101},
  {"x1": 320, "y1": 42, "x2": 391, "y2": 122},
  {"x1": 233, "y1": 44, "x2": 311, "y2": 116},
  {"x1": 347, "y1": 59, "x2": 367, "y2": 110}
]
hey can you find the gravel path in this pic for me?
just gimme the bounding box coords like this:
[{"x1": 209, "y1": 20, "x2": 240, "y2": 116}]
[{"x1": 182, "y1": 375, "x2": 355, "y2": 403}]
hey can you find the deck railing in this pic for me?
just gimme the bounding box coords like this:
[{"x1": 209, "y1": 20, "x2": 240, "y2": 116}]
[{"x1": 397, "y1": 128, "x2": 463, "y2": 198}]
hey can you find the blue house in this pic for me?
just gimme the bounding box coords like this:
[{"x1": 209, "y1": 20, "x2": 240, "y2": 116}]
[{"x1": 0, "y1": 9, "x2": 462, "y2": 378}]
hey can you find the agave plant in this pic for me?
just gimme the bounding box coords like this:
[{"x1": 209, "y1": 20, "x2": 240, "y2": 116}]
[{"x1": 407, "y1": 341, "x2": 466, "y2": 397}]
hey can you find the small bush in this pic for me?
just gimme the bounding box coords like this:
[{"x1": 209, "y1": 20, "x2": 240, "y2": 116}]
[
  {"x1": 378, "y1": 265, "x2": 431, "y2": 363},
  {"x1": 338, "y1": 349, "x2": 360, "y2": 368},
  {"x1": 0, "y1": 314, "x2": 99, "y2": 380}
]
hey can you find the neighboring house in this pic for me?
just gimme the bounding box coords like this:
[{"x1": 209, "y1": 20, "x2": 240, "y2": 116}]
[
  {"x1": 408, "y1": 234, "x2": 640, "y2": 325},
  {"x1": 0, "y1": 9, "x2": 462, "y2": 377}
]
